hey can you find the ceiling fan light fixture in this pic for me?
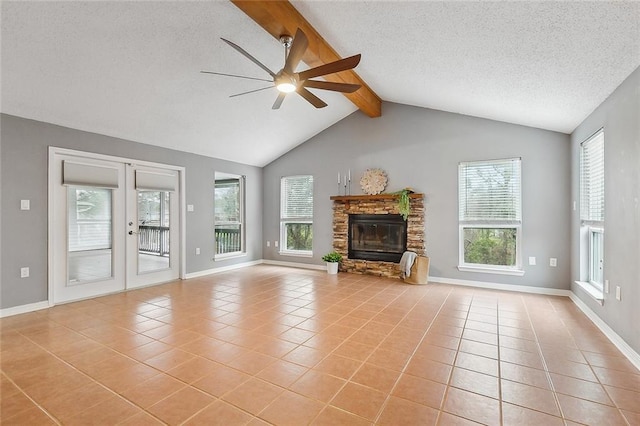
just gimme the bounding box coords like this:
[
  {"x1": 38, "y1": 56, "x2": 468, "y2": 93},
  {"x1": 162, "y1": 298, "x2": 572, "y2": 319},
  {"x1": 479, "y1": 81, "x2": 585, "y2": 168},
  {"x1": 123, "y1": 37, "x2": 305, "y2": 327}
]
[
  {"x1": 276, "y1": 82, "x2": 296, "y2": 93},
  {"x1": 275, "y1": 75, "x2": 297, "y2": 93}
]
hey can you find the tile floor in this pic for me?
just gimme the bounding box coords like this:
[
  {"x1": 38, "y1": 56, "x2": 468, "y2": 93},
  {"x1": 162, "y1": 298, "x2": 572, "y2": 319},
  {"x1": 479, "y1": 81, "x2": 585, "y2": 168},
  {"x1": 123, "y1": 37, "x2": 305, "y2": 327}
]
[{"x1": 1, "y1": 265, "x2": 639, "y2": 425}]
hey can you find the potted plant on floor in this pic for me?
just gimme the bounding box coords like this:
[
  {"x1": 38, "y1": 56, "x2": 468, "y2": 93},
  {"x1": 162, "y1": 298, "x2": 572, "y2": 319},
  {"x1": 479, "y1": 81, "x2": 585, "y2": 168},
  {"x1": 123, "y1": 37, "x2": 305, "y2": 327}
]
[{"x1": 322, "y1": 251, "x2": 343, "y2": 275}]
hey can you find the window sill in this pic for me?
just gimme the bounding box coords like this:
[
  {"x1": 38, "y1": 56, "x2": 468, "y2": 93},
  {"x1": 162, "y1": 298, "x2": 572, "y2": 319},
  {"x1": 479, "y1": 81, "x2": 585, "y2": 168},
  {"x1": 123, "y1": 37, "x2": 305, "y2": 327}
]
[
  {"x1": 574, "y1": 281, "x2": 604, "y2": 305},
  {"x1": 214, "y1": 252, "x2": 246, "y2": 261},
  {"x1": 279, "y1": 251, "x2": 313, "y2": 258},
  {"x1": 457, "y1": 265, "x2": 525, "y2": 276}
]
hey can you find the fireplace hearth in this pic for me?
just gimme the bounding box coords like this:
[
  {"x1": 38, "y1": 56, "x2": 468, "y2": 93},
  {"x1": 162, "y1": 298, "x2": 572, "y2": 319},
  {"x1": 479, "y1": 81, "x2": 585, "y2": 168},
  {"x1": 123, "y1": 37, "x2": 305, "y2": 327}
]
[{"x1": 349, "y1": 214, "x2": 407, "y2": 262}]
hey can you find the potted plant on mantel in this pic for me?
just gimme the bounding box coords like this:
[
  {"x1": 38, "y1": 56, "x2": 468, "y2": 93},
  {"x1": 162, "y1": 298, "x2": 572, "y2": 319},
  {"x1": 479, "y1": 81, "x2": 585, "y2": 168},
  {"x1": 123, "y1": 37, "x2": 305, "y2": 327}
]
[
  {"x1": 392, "y1": 187, "x2": 414, "y2": 220},
  {"x1": 322, "y1": 251, "x2": 343, "y2": 275}
]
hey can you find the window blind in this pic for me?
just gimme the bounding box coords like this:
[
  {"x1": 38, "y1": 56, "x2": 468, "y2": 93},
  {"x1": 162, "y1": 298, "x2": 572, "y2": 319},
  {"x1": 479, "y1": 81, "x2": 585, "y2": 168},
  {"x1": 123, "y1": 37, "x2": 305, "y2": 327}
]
[
  {"x1": 459, "y1": 158, "x2": 522, "y2": 222},
  {"x1": 135, "y1": 170, "x2": 177, "y2": 192},
  {"x1": 281, "y1": 175, "x2": 314, "y2": 219},
  {"x1": 580, "y1": 130, "x2": 604, "y2": 222},
  {"x1": 63, "y1": 161, "x2": 119, "y2": 188}
]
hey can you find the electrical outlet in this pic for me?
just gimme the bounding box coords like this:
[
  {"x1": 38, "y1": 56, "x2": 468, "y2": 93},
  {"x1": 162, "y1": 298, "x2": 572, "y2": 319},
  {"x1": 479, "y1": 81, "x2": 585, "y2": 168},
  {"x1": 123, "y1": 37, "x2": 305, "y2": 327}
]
[
  {"x1": 275, "y1": 241, "x2": 279, "y2": 248},
  {"x1": 604, "y1": 280, "x2": 609, "y2": 293},
  {"x1": 528, "y1": 257, "x2": 536, "y2": 266},
  {"x1": 187, "y1": 204, "x2": 194, "y2": 212},
  {"x1": 615, "y1": 286, "x2": 621, "y2": 301},
  {"x1": 266, "y1": 241, "x2": 270, "y2": 247},
  {"x1": 20, "y1": 267, "x2": 30, "y2": 278},
  {"x1": 20, "y1": 200, "x2": 30, "y2": 210},
  {"x1": 195, "y1": 247, "x2": 200, "y2": 255},
  {"x1": 549, "y1": 258, "x2": 557, "y2": 267}
]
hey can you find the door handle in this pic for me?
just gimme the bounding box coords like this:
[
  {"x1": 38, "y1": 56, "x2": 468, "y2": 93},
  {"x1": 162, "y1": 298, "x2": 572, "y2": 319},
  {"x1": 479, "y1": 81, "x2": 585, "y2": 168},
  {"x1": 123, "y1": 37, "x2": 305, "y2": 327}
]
[{"x1": 128, "y1": 230, "x2": 138, "y2": 235}]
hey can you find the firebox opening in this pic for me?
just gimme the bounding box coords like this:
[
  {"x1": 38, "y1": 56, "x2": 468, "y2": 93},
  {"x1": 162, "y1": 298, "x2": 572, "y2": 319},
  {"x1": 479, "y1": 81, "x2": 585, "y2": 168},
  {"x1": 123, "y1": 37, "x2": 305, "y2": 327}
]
[{"x1": 348, "y1": 214, "x2": 407, "y2": 263}]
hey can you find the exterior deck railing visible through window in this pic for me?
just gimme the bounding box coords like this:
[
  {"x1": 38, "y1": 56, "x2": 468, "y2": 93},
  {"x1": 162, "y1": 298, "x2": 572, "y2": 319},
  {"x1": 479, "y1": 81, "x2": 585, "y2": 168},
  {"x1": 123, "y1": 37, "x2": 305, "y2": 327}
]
[
  {"x1": 215, "y1": 227, "x2": 241, "y2": 254},
  {"x1": 139, "y1": 225, "x2": 169, "y2": 256}
]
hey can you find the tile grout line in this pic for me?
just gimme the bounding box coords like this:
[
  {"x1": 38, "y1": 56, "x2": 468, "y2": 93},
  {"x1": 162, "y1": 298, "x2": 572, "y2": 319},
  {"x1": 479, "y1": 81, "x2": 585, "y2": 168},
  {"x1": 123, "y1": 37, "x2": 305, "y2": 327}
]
[
  {"x1": 521, "y1": 295, "x2": 567, "y2": 425},
  {"x1": 373, "y1": 284, "x2": 459, "y2": 425},
  {"x1": 547, "y1": 298, "x2": 633, "y2": 426}
]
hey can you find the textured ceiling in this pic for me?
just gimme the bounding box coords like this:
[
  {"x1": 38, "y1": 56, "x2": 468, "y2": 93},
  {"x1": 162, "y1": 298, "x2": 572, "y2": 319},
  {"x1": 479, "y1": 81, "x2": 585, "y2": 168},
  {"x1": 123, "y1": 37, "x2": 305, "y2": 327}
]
[{"x1": 2, "y1": 1, "x2": 639, "y2": 167}]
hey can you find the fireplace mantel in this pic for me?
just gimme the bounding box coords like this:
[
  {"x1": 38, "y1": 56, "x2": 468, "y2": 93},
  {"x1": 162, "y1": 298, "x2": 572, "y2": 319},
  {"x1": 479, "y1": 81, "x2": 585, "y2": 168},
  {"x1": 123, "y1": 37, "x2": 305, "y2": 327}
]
[{"x1": 330, "y1": 193, "x2": 423, "y2": 201}]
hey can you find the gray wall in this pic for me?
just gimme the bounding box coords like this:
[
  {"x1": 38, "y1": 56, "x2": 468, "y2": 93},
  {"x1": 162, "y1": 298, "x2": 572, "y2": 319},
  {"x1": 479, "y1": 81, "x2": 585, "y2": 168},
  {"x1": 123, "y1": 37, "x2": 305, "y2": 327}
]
[
  {"x1": 0, "y1": 114, "x2": 263, "y2": 309},
  {"x1": 570, "y1": 66, "x2": 640, "y2": 354},
  {"x1": 263, "y1": 102, "x2": 571, "y2": 290}
]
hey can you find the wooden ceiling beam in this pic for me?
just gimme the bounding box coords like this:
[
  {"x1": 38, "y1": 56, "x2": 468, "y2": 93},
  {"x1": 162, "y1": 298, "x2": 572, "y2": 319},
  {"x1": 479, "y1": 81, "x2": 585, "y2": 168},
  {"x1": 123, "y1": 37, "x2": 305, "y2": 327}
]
[{"x1": 231, "y1": 0, "x2": 382, "y2": 118}]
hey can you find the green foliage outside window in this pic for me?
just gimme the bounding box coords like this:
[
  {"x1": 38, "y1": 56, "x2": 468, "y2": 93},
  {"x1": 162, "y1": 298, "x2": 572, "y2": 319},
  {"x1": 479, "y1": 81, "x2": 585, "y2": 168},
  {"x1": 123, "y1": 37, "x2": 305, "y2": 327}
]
[
  {"x1": 464, "y1": 228, "x2": 516, "y2": 266},
  {"x1": 285, "y1": 223, "x2": 313, "y2": 251}
]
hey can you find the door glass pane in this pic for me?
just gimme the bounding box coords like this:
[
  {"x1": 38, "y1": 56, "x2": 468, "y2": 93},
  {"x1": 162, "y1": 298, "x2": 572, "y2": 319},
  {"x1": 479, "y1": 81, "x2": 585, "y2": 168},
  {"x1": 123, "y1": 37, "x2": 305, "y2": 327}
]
[
  {"x1": 67, "y1": 187, "x2": 113, "y2": 284},
  {"x1": 138, "y1": 191, "x2": 170, "y2": 273}
]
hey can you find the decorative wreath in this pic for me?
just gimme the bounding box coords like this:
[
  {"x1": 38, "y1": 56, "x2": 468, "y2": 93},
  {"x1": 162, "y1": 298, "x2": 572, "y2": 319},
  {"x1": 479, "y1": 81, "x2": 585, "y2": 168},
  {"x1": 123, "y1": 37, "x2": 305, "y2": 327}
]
[{"x1": 360, "y1": 168, "x2": 388, "y2": 195}]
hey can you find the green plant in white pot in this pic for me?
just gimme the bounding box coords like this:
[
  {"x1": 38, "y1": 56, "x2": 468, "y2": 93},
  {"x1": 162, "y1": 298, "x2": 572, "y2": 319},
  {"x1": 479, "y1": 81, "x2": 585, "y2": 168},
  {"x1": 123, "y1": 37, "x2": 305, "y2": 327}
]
[{"x1": 322, "y1": 251, "x2": 343, "y2": 275}]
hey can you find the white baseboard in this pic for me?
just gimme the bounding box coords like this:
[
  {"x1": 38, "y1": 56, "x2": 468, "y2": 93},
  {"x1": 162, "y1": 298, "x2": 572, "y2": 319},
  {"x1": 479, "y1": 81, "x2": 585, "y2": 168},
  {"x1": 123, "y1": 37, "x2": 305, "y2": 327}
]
[
  {"x1": 184, "y1": 259, "x2": 263, "y2": 279},
  {"x1": 0, "y1": 301, "x2": 50, "y2": 318},
  {"x1": 569, "y1": 293, "x2": 640, "y2": 371},
  {"x1": 429, "y1": 275, "x2": 572, "y2": 297},
  {"x1": 261, "y1": 259, "x2": 326, "y2": 271}
]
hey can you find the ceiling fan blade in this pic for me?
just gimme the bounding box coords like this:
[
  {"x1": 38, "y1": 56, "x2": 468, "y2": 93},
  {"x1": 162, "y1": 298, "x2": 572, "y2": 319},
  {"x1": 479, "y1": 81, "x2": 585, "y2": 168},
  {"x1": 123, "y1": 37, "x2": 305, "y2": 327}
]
[
  {"x1": 302, "y1": 80, "x2": 361, "y2": 93},
  {"x1": 284, "y1": 28, "x2": 308, "y2": 74},
  {"x1": 200, "y1": 71, "x2": 272, "y2": 83},
  {"x1": 297, "y1": 87, "x2": 327, "y2": 108},
  {"x1": 221, "y1": 37, "x2": 276, "y2": 77},
  {"x1": 229, "y1": 86, "x2": 274, "y2": 98},
  {"x1": 272, "y1": 92, "x2": 286, "y2": 110},
  {"x1": 298, "y1": 54, "x2": 361, "y2": 81}
]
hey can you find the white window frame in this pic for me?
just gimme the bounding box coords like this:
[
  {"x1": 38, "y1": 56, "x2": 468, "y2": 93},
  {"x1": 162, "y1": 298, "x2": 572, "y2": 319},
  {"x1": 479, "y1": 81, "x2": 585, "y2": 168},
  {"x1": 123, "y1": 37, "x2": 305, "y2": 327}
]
[
  {"x1": 578, "y1": 129, "x2": 605, "y2": 295},
  {"x1": 280, "y1": 175, "x2": 313, "y2": 257},
  {"x1": 458, "y1": 158, "x2": 523, "y2": 275},
  {"x1": 588, "y1": 226, "x2": 604, "y2": 290},
  {"x1": 214, "y1": 174, "x2": 245, "y2": 260}
]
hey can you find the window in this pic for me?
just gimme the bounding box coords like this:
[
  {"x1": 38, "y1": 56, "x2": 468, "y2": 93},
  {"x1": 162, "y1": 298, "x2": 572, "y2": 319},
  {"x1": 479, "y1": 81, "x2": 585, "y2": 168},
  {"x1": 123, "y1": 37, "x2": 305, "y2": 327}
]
[
  {"x1": 280, "y1": 175, "x2": 313, "y2": 256},
  {"x1": 580, "y1": 130, "x2": 604, "y2": 290},
  {"x1": 458, "y1": 158, "x2": 523, "y2": 274},
  {"x1": 214, "y1": 174, "x2": 244, "y2": 257}
]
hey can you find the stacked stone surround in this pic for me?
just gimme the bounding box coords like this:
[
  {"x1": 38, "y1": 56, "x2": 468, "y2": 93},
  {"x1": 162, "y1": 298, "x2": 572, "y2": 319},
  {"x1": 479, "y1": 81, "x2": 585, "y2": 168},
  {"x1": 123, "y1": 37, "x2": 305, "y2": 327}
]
[{"x1": 331, "y1": 194, "x2": 425, "y2": 278}]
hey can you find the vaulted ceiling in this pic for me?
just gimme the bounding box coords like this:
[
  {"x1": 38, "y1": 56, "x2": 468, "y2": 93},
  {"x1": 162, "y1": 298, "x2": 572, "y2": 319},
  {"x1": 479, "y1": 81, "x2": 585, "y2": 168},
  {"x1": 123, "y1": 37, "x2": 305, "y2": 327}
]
[{"x1": 2, "y1": 1, "x2": 639, "y2": 167}]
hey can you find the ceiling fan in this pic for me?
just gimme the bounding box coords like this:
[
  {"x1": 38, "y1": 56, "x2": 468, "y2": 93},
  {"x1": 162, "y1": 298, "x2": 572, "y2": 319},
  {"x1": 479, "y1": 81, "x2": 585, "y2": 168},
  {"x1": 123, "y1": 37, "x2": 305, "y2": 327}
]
[{"x1": 201, "y1": 28, "x2": 362, "y2": 109}]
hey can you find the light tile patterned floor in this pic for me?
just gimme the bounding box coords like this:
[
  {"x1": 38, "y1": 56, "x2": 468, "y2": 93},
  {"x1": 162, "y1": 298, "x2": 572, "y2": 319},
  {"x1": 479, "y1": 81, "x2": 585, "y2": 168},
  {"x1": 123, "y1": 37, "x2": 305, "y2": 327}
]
[{"x1": 1, "y1": 265, "x2": 639, "y2": 425}]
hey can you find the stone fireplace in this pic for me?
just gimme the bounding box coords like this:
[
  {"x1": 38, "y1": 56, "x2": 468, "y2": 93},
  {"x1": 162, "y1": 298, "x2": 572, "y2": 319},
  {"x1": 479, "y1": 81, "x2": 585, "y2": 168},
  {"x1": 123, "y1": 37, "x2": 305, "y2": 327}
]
[{"x1": 331, "y1": 194, "x2": 425, "y2": 277}]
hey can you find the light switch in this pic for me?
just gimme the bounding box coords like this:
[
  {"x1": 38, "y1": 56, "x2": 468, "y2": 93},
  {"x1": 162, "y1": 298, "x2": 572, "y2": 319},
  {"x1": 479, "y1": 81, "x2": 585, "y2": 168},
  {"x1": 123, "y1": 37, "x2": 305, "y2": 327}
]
[
  {"x1": 195, "y1": 247, "x2": 200, "y2": 255},
  {"x1": 604, "y1": 280, "x2": 609, "y2": 293},
  {"x1": 549, "y1": 258, "x2": 557, "y2": 267},
  {"x1": 266, "y1": 241, "x2": 270, "y2": 247},
  {"x1": 528, "y1": 257, "x2": 536, "y2": 266},
  {"x1": 187, "y1": 204, "x2": 194, "y2": 212},
  {"x1": 616, "y1": 286, "x2": 621, "y2": 301},
  {"x1": 20, "y1": 267, "x2": 30, "y2": 278},
  {"x1": 20, "y1": 200, "x2": 30, "y2": 210}
]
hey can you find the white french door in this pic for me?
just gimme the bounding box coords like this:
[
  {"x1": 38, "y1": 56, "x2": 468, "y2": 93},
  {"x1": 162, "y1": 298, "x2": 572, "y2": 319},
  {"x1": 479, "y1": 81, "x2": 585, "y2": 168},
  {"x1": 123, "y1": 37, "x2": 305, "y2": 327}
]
[
  {"x1": 125, "y1": 165, "x2": 179, "y2": 289},
  {"x1": 50, "y1": 150, "x2": 182, "y2": 304}
]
